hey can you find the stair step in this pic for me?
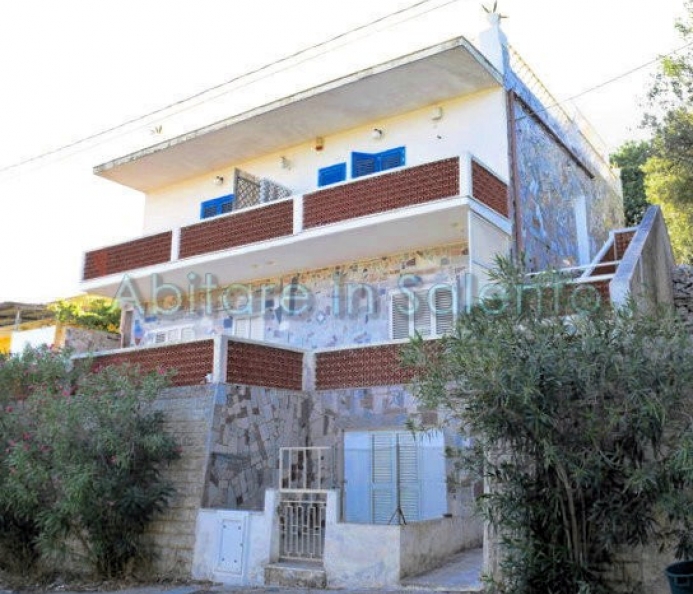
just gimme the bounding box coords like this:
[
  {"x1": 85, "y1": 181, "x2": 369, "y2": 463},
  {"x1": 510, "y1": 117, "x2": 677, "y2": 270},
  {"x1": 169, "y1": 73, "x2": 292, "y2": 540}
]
[{"x1": 265, "y1": 561, "x2": 327, "y2": 589}]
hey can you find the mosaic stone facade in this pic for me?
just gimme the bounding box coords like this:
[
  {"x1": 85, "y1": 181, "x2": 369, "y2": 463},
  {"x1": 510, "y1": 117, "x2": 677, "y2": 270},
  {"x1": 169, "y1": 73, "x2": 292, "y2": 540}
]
[
  {"x1": 134, "y1": 244, "x2": 469, "y2": 350},
  {"x1": 513, "y1": 101, "x2": 623, "y2": 271}
]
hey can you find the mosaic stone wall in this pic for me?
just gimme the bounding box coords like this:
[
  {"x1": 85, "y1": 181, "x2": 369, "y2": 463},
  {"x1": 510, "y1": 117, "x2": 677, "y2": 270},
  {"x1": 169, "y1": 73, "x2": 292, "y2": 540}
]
[
  {"x1": 513, "y1": 101, "x2": 623, "y2": 271},
  {"x1": 134, "y1": 244, "x2": 468, "y2": 350}
]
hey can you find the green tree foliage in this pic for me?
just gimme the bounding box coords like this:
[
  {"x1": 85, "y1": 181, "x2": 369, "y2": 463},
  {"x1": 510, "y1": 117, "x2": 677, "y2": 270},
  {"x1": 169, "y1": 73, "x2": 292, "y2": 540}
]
[
  {"x1": 0, "y1": 347, "x2": 179, "y2": 578},
  {"x1": 50, "y1": 298, "x2": 121, "y2": 334},
  {"x1": 403, "y1": 260, "x2": 693, "y2": 594},
  {"x1": 610, "y1": 141, "x2": 651, "y2": 226},
  {"x1": 643, "y1": 1, "x2": 693, "y2": 262}
]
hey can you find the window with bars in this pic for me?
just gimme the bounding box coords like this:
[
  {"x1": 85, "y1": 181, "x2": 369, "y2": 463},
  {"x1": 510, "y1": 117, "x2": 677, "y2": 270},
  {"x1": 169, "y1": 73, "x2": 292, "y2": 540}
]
[
  {"x1": 200, "y1": 194, "x2": 234, "y2": 219},
  {"x1": 351, "y1": 146, "x2": 405, "y2": 179},
  {"x1": 390, "y1": 286, "x2": 456, "y2": 340}
]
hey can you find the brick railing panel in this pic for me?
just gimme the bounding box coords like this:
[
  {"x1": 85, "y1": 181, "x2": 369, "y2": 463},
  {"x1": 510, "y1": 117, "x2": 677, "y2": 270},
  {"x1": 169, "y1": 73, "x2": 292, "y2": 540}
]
[
  {"x1": 83, "y1": 232, "x2": 172, "y2": 280},
  {"x1": 471, "y1": 161, "x2": 509, "y2": 217},
  {"x1": 303, "y1": 158, "x2": 460, "y2": 228},
  {"x1": 92, "y1": 340, "x2": 214, "y2": 387},
  {"x1": 614, "y1": 230, "x2": 636, "y2": 260},
  {"x1": 179, "y1": 200, "x2": 294, "y2": 259},
  {"x1": 227, "y1": 341, "x2": 303, "y2": 390},
  {"x1": 315, "y1": 343, "x2": 417, "y2": 390}
]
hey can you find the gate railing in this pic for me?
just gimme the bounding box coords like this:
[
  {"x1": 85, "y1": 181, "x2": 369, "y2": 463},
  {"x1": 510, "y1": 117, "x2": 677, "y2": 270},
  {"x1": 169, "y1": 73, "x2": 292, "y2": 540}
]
[{"x1": 277, "y1": 446, "x2": 333, "y2": 562}]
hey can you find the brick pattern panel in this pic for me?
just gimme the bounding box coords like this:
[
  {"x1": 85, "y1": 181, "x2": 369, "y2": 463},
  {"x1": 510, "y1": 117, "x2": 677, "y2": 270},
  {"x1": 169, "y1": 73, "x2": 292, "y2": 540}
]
[
  {"x1": 595, "y1": 243, "x2": 618, "y2": 275},
  {"x1": 303, "y1": 158, "x2": 459, "y2": 228},
  {"x1": 83, "y1": 232, "x2": 172, "y2": 280},
  {"x1": 471, "y1": 161, "x2": 509, "y2": 217},
  {"x1": 179, "y1": 200, "x2": 293, "y2": 259},
  {"x1": 614, "y1": 230, "x2": 636, "y2": 260},
  {"x1": 92, "y1": 340, "x2": 214, "y2": 387},
  {"x1": 227, "y1": 341, "x2": 303, "y2": 390},
  {"x1": 315, "y1": 343, "x2": 416, "y2": 390}
]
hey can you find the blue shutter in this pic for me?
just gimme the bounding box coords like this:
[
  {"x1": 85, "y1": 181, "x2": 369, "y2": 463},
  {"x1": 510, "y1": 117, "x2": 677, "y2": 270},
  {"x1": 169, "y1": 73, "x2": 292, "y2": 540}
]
[
  {"x1": 318, "y1": 163, "x2": 347, "y2": 187},
  {"x1": 352, "y1": 152, "x2": 378, "y2": 178},
  {"x1": 377, "y1": 146, "x2": 405, "y2": 172},
  {"x1": 200, "y1": 194, "x2": 234, "y2": 219}
]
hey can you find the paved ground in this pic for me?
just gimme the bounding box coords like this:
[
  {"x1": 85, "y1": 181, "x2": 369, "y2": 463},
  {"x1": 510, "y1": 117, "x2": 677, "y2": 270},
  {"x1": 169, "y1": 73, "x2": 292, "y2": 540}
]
[{"x1": 22, "y1": 547, "x2": 483, "y2": 594}]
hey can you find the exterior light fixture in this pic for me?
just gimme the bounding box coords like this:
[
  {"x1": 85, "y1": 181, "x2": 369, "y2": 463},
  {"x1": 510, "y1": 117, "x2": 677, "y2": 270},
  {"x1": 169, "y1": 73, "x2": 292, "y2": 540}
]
[
  {"x1": 431, "y1": 106, "x2": 444, "y2": 121},
  {"x1": 280, "y1": 156, "x2": 291, "y2": 169},
  {"x1": 371, "y1": 128, "x2": 383, "y2": 140},
  {"x1": 213, "y1": 175, "x2": 224, "y2": 186},
  {"x1": 315, "y1": 137, "x2": 325, "y2": 151}
]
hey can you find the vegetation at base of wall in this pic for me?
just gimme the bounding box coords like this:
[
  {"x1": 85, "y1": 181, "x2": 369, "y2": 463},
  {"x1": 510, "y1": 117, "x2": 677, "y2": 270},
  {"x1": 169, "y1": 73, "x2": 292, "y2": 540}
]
[
  {"x1": 0, "y1": 346, "x2": 180, "y2": 578},
  {"x1": 50, "y1": 298, "x2": 121, "y2": 334},
  {"x1": 402, "y1": 259, "x2": 693, "y2": 594}
]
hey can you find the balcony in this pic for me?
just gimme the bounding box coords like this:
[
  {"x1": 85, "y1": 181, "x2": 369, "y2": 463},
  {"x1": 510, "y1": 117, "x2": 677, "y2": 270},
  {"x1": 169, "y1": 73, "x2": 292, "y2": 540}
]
[{"x1": 81, "y1": 154, "x2": 512, "y2": 301}]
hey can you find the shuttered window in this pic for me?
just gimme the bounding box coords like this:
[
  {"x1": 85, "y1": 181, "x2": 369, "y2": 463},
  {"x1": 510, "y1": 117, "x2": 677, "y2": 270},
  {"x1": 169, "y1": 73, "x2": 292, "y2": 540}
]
[
  {"x1": 344, "y1": 430, "x2": 447, "y2": 524},
  {"x1": 390, "y1": 286, "x2": 456, "y2": 339},
  {"x1": 317, "y1": 163, "x2": 347, "y2": 187},
  {"x1": 200, "y1": 194, "x2": 235, "y2": 219},
  {"x1": 351, "y1": 146, "x2": 405, "y2": 179}
]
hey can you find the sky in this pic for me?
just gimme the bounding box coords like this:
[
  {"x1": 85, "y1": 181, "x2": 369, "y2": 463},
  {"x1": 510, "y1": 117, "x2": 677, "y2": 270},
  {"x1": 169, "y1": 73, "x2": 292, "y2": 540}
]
[{"x1": 0, "y1": 0, "x2": 686, "y2": 304}]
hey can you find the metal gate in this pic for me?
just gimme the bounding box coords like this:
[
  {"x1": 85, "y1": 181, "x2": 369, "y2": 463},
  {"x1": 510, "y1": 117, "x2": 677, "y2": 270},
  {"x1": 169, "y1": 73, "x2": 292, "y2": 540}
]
[{"x1": 277, "y1": 447, "x2": 333, "y2": 562}]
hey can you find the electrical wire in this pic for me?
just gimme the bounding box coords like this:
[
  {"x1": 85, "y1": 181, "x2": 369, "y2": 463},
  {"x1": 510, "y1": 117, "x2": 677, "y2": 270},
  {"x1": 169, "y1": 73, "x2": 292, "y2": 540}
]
[{"x1": 0, "y1": 0, "x2": 467, "y2": 176}]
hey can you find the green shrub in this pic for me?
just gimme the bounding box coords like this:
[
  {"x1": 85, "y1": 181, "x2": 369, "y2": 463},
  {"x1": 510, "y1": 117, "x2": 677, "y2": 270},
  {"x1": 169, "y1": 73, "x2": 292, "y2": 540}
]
[
  {"x1": 403, "y1": 260, "x2": 693, "y2": 594},
  {"x1": 0, "y1": 346, "x2": 179, "y2": 578}
]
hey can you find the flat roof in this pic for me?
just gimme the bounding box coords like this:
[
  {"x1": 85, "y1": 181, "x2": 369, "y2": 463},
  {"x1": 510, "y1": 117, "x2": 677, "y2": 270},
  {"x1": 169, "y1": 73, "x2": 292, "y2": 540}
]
[{"x1": 94, "y1": 36, "x2": 501, "y2": 192}]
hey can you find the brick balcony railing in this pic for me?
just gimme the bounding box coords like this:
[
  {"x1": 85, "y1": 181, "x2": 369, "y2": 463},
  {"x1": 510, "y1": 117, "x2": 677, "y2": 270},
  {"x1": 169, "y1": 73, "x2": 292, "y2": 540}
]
[
  {"x1": 89, "y1": 337, "x2": 305, "y2": 390},
  {"x1": 82, "y1": 155, "x2": 491, "y2": 283},
  {"x1": 303, "y1": 158, "x2": 460, "y2": 229},
  {"x1": 179, "y1": 199, "x2": 294, "y2": 259},
  {"x1": 83, "y1": 231, "x2": 172, "y2": 280}
]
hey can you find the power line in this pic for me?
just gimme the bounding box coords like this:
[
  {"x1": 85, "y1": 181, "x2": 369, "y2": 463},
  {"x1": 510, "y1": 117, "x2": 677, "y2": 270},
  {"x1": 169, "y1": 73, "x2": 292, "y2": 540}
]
[
  {"x1": 515, "y1": 40, "x2": 693, "y2": 122},
  {"x1": 0, "y1": 0, "x2": 467, "y2": 176}
]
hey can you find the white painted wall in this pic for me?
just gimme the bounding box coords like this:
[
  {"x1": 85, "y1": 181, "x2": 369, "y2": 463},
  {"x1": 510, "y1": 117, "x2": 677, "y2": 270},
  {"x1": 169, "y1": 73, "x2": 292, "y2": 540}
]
[
  {"x1": 142, "y1": 88, "x2": 509, "y2": 234},
  {"x1": 10, "y1": 325, "x2": 57, "y2": 354}
]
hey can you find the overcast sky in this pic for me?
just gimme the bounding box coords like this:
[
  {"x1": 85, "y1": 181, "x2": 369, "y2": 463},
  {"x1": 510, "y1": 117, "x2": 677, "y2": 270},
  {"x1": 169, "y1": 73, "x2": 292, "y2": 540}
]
[{"x1": 0, "y1": 0, "x2": 685, "y2": 303}]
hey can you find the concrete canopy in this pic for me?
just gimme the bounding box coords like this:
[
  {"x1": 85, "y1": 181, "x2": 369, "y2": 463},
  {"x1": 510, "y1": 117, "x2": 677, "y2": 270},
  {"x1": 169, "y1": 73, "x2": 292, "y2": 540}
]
[{"x1": 94, "y1": 36, "x2": 501, "y2": 192}]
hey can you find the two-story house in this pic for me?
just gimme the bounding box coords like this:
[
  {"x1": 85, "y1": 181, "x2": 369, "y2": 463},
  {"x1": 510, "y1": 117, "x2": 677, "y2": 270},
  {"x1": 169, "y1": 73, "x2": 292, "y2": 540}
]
[{"x1": 75, "y1": 15, "x2": 659, "y2": 589}]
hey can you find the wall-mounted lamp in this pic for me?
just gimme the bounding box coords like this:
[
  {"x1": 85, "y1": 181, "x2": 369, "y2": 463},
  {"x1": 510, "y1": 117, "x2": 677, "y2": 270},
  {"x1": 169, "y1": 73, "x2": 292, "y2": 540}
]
[
  {"x1": 213, "y1": 175, "x2": 224, "y2": 186},
  {"x1": 315, "y1": 136, "x2": 324, "y2": 151},
  {"x1": 431, "y1": 106, "x2": 444, "y2": 121},
  {"x1": 280, "y1": 156, "x2": 291, "y2": 170},
  {"x1": 371, "y1": 128, "x2": 384, "y2": 140}
]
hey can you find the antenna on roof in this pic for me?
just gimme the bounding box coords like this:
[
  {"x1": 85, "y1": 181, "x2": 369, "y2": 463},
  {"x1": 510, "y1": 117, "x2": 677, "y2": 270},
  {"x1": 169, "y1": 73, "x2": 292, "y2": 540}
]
[{"x1": 482, "y1": 2, "x2": 508, "y2": 20}]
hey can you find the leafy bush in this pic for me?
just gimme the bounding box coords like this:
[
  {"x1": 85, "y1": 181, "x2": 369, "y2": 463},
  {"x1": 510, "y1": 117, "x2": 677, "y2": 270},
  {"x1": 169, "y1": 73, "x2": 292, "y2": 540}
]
[
  {"x1": 50, "y1": 298, "x2": 121, "y2": 334},
  {"x1": 403, "y1": 260, "x2": 693, "y2": 594},
  {"x1": 0, "y1": 346, "x2": 179, "y2": 578}
]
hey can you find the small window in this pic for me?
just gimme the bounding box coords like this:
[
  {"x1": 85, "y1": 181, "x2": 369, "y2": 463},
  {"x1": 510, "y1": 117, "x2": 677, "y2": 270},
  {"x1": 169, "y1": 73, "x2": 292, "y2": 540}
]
[
  {"x1": 200, "y1": 194, "x2": 234, "y2": 219},
  {"x1": 318, "y1": 163, "x2": 347, "y2": 187},
  {"x1": 390, "y1": 286, "x2": 456, "y2": 340},
  {"x1": 352, "y1": 146, "x2": 405, "y2": 179}
]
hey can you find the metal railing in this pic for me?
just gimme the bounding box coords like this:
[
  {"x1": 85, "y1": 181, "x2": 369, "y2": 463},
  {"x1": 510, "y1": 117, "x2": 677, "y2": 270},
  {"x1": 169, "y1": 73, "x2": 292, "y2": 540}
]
[
  {"x1": 278, "y1": 492, "x2": 327, "y2": 562},
  {"x1": 279, "y1": 446, "x2": 335, "y2": 493}
]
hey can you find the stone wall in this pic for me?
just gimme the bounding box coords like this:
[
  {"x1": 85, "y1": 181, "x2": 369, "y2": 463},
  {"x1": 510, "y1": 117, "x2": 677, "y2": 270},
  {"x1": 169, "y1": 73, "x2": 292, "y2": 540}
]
[
  {"x1": 145, "y1": 385, "x2": 216, "y2": 576},
  {"x1": 513, "y1": 100, "x2": 623, "y2": 271},
  {"x1": 673, "y1": 264, "x2": 693, "y2": 329},
  {"x1": 204, "y1": 384, "x2": 311, "y2": 511}
]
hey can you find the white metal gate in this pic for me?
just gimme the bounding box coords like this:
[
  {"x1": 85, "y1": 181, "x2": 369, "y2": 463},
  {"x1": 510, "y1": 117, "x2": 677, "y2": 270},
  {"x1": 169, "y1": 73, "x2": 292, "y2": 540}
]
[{"x1": 277, "y1": 447, "x2": 333, "y2": 562}]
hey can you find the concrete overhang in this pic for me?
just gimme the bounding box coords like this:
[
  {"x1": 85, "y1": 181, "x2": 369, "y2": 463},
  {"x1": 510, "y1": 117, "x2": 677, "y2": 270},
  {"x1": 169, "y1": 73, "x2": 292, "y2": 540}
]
[{"x1": 94, "y1": 36, "x2": 502, "y2": 192}]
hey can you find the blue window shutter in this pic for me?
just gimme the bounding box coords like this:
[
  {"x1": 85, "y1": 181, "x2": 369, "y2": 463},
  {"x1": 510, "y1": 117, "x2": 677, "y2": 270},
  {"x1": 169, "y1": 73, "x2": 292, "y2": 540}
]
[
  {"x1": 377, "y1": 146, "x2": 405, "y2": 172},
  {"x1": 200, "y1": 194, "x2": 234, "y2": 219},
  {"x1": 318, "y1": 163, "x2": 347, "y2": 187},
  {"x1": 352, "y1": 152, "x2": 378, "y2": 178}
]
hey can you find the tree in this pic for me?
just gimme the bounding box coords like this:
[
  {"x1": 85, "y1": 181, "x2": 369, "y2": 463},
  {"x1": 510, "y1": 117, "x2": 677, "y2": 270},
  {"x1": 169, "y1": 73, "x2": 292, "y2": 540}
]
[
  {"x1": 403, "y1": 261, "x2": 693, "y2": 594},
  {"x1": 610, "y1": 141, "x2": 651, "y2": 227},
  {"x1": 643, "y1": 1, "x2": 693, "y2": 262}
]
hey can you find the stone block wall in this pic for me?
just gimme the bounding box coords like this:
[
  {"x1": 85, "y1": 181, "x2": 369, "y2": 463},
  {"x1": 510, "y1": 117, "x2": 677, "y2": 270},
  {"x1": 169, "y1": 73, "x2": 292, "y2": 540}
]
[{"x1": 145, "y1": 385, "x2": 215, "y2": 576}]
